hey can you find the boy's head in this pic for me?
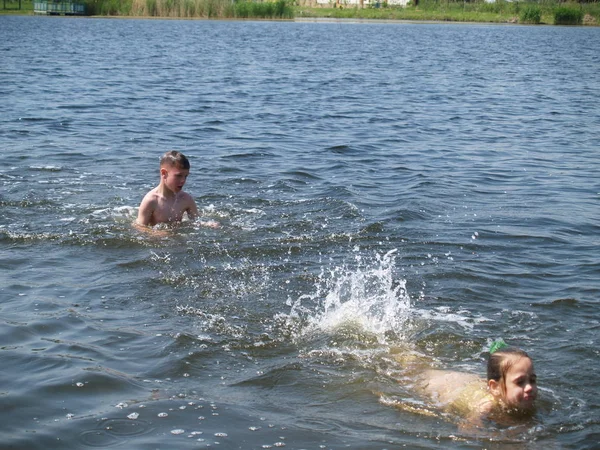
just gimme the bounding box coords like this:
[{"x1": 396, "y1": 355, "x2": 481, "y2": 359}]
[
  {"x1": 159, "y1": 151, "x2": 191, "y2": 193},
  {"x1": 160, "y1": 150, "x2": 190, "y2": 170},
  {"x1": 487, "y1": 347, "x2": 537, "y2": 412}
]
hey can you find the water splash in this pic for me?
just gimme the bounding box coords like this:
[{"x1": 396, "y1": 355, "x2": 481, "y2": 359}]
[{"x1": 284, "y1": 249, "x2": 413, "y2": 346}]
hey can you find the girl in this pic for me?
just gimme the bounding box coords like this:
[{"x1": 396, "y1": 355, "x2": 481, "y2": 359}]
[{"x1": 392, "y1": 339, "x2": 538, "y2": 427}]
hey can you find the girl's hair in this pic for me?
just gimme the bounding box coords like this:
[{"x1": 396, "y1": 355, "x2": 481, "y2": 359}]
[
  {"x1": 160, "y1": 150, "x2": 190, "y2": 170},
  {"x1": 487, "y1": 347, "x2": 530, "y2": 384}
]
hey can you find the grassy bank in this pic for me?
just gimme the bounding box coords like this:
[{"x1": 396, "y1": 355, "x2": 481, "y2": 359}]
[
  {"x1": 0, "y1": 0, "x2": 294, "y2": 18},
  {"x1": 89, "y1": 0, "x2": 294, "y2": 18},
  {"x1": 2, "y1": 0, "x2": 599, "y2": 25},
  {"x1": 296, "y1": 0, "x2": 600, "y2": 25}
]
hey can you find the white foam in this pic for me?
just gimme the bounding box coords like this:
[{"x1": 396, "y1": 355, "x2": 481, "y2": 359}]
[
  {"x1": 283, "y1": 249, "x2": 487, "y2": 350},
  {"x1": 285, "y1": 249, "x2": 412, "y2": 345}
]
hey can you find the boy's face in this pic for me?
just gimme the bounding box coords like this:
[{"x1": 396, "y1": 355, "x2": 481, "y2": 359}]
[
  {"x1": 502, "y1": 356, "x2": 537, "y2": 411},
  {"x1": 161, "y1": 164, "x2": 189, "y2": 193}
]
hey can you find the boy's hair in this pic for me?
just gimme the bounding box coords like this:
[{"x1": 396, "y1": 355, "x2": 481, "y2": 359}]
[
  {"x1": 160, "y1": 150, "x2": 190, "y2": 170},
  {"x1": 487, "y1": 347, "x2": 530, "y2": 386}
]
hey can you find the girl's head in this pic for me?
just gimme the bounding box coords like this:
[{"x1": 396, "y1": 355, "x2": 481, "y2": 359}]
[{"x1": 487, "y1": 345, "x2": 537, "y2": 412}]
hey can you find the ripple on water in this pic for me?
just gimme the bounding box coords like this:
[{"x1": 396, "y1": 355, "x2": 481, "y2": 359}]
[
  {"x1": 73, "y1": 398, "x2": 302, "y2": 449},
  {"x1": 79, "y1": 418, "x2": 155, "y2": 447}
]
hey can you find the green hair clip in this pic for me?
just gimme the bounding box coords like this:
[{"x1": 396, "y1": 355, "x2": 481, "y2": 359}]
[{"x1": 489, "y1": 338, "x2": 508, "y2": 354}]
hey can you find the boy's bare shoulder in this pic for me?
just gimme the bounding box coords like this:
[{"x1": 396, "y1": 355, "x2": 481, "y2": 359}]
[
  {"x1": 179, "y1": 190, "x2": 195, "y2": 201},
  {"x1": 141, "y1": 187, "x2": 160, "y2": 203},
  {"x1": 178, "y1": 191, "x2": 197, "y2": 211}
]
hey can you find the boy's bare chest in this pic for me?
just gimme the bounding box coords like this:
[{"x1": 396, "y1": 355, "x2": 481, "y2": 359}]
[{"x1": 153, "y1": 196, "x2": 187, "y2": 222}]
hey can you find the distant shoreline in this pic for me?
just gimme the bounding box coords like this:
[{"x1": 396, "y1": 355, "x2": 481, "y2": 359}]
[
  {"x1": 0, "y1": 13, "x2": 590, "y2": 26},
  {"x1": 293, "y1": 16, "x2": 518, "y2": 25},
  {"x1": 5, "y1": 15, "x2": 598, "y2": 27},
  {"x1": 2, "y1": 2, "x2": 599, "y2": 27}
]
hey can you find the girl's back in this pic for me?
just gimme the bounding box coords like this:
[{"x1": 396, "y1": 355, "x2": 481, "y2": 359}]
[{"x1": 417, "y1": 369, "x2": 493, "y2": 417}]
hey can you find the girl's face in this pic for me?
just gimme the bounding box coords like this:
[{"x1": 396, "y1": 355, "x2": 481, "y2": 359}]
[{"x1": 502, "y1": 356, "x2": 537, "y2": 411}]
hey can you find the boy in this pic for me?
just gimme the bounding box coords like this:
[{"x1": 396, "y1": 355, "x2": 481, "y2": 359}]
[{"x1": 136, "y1": 150, "x2": 216, "y2": 230}]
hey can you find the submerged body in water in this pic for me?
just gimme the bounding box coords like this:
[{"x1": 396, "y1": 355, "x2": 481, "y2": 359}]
[{"x1": 386, "y1": 342, "x2": 538, "y2": 433}]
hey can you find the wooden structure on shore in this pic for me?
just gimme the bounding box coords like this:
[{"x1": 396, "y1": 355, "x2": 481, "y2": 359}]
[{"x1": 34, "y1": 1, "x2": 86, "y2": 15}]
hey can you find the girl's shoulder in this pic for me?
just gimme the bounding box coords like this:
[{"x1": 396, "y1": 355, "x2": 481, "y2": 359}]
[
  {"x1": 449, "y1": 377, "x2": 493, "y2": 418},
  {"x1": 418, "y1": 370, "x2": 480, "y2": 402},
  {"x1": 418, "y1": 369, "x2": 492, "y2": 416}
]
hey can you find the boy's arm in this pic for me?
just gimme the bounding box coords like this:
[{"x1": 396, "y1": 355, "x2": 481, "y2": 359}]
[
  {"x1": 186, "y1": 196, "x2": 199, "y2": 221},
  {"x1": 135, "y1": 194, "x2": 155, "y2": 228},
  {"x1": 186, "y1": 196, "x2": 220, "y2": 229},
  {"x1": 134, "y1": 196, "x2": 170, "y2": 236}
]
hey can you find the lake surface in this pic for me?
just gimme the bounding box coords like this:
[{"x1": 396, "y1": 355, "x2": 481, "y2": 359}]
[{"x1": 1, "y1": 15, "x2": 599, "y2": 449}]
